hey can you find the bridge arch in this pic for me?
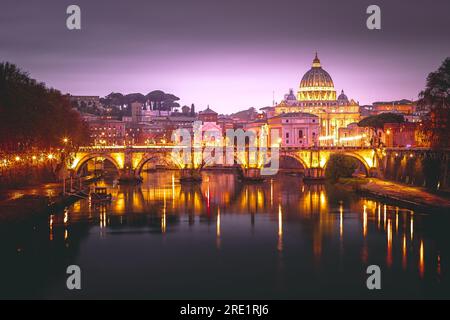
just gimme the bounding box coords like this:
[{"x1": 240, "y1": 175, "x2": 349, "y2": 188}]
[
  {"x1": 135, "y1": 153, "x2": 182, "y2": 176},
  {"x1": 227, "y1": 152, "x2": 310, "y2": 174},
  {"x1": 73, "y1": 153, "x2": 121, "y2": 175},
  {"x1": 322, "y1": 152, "x2": 371, "y2": 177},
  {"x1": 277, "y1": 154, "x2": 308, "y2": 170}
]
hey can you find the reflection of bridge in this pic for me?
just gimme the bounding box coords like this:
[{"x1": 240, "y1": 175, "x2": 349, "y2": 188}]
[{"x1": 69, "y1": 145, "x2": 380, "y2": 182}]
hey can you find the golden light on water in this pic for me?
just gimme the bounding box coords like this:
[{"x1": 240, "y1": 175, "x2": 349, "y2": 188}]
[
  {"x1": 402, "y1": 234, "x2": 407, "y2": 269},
  {"x1": 270, "y1": 179, "x2": 273, "y2": 207},
  {"x1": 206, "y1": 184, "x2": 210, "y2": 209},
  {"x1": 339, "y1": 202, "x2": 344, "y2": 239},
  {"x1": 216, "y1": 207, "x2": 221, "y2": 249},
  {"x1": 278, "y1": 204, "x2": 283, "y2": 237},
  {"x1": 216, "y1": 207, "x2": 221, "y2": 237},
  {"x1": 172, "y1": 174, "x2": 176, "y2": 202},
  {"x1": 419, "y1": 240, "x2": 425, "y2": 278},
  {"x1": 162, "y1": 190, "x2": 167, "y2": 233},
  {"x1": 49, "y1": 215, "x2": 54, "y2": 241},
  {"x1": 100, "y1": 208, "x2": 107, "y2": 228},
  {"x1": 278, "y1": 204, "x2": 283, "y2": 252},
  {"x1": 320, "y1": 191, "x2": 326, "y2": 208},
  {"x1": 387, "y1": 219, "x2": 392, "y2": 267},
  {"x1": 161, "y1": 210, "x2": 166, "y2": 234},
  {"x1": 257, "y1": 189, "x2": 264, "y2": 209},
  {"x1": 47, "y1": 170, "x2": 443, "y2": 290},
  {"x1": 378, "y1": 204, "x2": 381, "y2": 229},
  {"x1": 363, "y1": 204, "x2": 367, "y2": 238},
  {"x1": 396, "y1": 210, "x2": 399, "y2": 233}
]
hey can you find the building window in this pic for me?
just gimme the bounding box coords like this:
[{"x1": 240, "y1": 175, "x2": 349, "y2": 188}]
[
  {"x1": 298, "y1": 130, "x2": 303, "y2": 139},
  {"x1": 286, "y1": 132, "x2": 289, "y2": 138}
]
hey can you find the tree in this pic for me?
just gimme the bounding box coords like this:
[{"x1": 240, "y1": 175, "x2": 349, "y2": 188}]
[
  {"x1": 104, "y1": 92, "x2": 125, "y2": 106},
  {"x1": 358, "y1": 112, "x2": 404, "y2": 147},
  {"x1": 358, "y1": 112, "x2": 405, "y2": 131},
  {"x1": 325, "y1": 154, "x2": 359, "y2": 183},
  {"x1": 0, "y1": 62, "x2": 89, "y2": 152},
  {"x1": 146, "y1": 90, "x2": 166, "y2": 110},
  {"x1": 164, "y1": 93, "x2": 180, "y2": 102},
  {"x1": 418, "y1": 57, "x2": 450, "y2": 149},
  {"x1": 124, "y1": 93, "x2": 146, "y2": 105}
]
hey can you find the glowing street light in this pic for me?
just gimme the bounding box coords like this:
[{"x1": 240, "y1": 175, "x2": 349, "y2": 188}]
[
  {"x1": 15, "y1": 156, "x2": 21, "y2": 161},
  {"x1": 48, "y1": 154, "x2": 54, "y2": 160}
]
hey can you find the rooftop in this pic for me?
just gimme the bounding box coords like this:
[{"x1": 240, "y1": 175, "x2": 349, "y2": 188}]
[
  {"x1": 199, "y1": 106, "x2": 217, "y2": 114},
  {"x1": 271, "y1": 112, "x2": 319, "y2": 119}
]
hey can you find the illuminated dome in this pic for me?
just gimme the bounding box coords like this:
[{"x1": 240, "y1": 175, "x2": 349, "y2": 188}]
[
  {"x1": 337, "y1": 89, "x2": 349, "y2": 103},
  {"x1": 297, "y1": 53, "x2": 336, "y2": 101}
]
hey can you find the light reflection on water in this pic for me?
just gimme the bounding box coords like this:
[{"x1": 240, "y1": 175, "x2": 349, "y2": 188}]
[{"x1": 1, "y1": 171, "x2": 449, "y2": 299}]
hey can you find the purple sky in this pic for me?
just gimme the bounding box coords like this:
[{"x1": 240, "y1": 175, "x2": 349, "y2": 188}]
[{"x1": 1, "y1": 0, "x2": 449, "y2": 113}]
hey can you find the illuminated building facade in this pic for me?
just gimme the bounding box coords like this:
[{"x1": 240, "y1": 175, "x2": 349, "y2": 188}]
[
  {"x1": 198, "y1": 106, "x2": 218, "y2": 123},
  {"x1": 372, "y1": 100, "x2": 416, "y2": 115},
  {"x1": 273, "y1": 53, "x2": 360, "y2": 145},
  {"x1": 267, "y1": 112, "x2": 319, "y2": 147},
  {"x1": 199, "y1": 106, "x2": 222, "y2": 144},
  {"x1": 88, "y1": 120, "x2": 125, "y2": 146},
  {"x1": 380, "y1": 122, "x2": 429, "y2": 148},
  {"x1": 338, "y1": 123, "x2": 370, "y2": 147},
  {"x1": 371, "y1": 99, "x2": 422, "y2": 123}
]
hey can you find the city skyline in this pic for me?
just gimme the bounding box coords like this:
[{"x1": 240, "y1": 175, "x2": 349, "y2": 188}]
[{"x1": 1, "y1": 0, "x2": 450, "y2": 112}]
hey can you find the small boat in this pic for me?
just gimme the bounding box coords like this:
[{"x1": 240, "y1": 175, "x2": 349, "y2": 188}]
[{"x1": 90, "y1": 187, "x2": 112, "y2": 202}]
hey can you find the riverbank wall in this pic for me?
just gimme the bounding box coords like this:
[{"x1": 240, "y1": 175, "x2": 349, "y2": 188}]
[
  {"x1": 382, "y1": 148, "x2": 450, "y2": 191},
  {"x1": 337, "y1": 177, "x2": 450, "y2": 213}
]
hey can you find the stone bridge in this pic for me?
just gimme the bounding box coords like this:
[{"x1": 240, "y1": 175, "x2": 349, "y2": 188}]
[{"x1": 68, "y1": 145, "x2": 380, "y2": 182}]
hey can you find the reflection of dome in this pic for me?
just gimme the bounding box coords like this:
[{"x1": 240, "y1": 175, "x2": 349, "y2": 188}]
[
  {"x1": 297, "y1": 53, "x2": 336, "y2": 101},
  {"x1": 337, "y1": 89, "x2": 349, "y2": 103}
]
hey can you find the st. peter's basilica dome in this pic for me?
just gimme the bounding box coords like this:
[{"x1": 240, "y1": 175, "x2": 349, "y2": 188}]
[{"x1": 297, "y1": 53, "x2": 337, "y2": 101}]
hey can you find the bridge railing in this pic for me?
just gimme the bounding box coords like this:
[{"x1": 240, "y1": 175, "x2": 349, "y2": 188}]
[
  {"x1": 77, "y1": 144, "x2": 179, "y2": 152},
  {"x1": 77, "y1": 144, "x2": 376, "y2": 153}
]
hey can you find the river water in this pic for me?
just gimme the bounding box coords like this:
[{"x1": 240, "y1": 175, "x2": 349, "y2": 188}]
[{"x1": 0, "y1": 171, "x2": 449, "y2": 299}]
